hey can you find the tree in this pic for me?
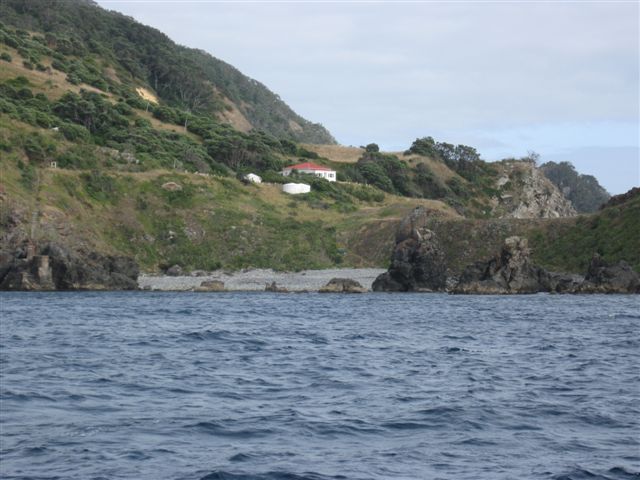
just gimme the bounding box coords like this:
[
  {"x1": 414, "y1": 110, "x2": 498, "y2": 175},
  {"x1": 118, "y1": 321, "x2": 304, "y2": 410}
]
[{"x1": 365, "y1": 143, "x2": 379, "y2": 153}]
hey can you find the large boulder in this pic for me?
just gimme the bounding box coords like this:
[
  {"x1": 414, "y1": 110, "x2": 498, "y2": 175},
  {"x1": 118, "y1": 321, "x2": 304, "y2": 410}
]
[
  {"x1": 547, "y1": 272, "x2": 584, "y2": 294},
  {"x1": 372, "y1": 207, "x2": 447, "y2": 292},
  {"x1": 578, "y1": 254, "x2": 640, "y2": 293},
  {"x1": 165, "y1": 264, "x2": 184, "y2": 276},
  {"x1": 0, "y1": 241, "x2": 139, "y2": 290},
  {"x1": 265, "y1": 281, "x2": 288, "y2": 293},
  {"x1": 319, "y1": 278, "x2": 367, "y2": 293},
  {"x1": 454, "y1": 236, "x2": 551, "y2": 294}
]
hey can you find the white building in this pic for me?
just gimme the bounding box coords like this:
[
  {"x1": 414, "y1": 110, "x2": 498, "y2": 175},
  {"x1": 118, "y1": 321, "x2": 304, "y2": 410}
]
[
  {"x1": 281, "y1": 162, "x2": 337, "y2": 182},
  {"x1": 282, "y1": 183, "x2": 311, "y2": 195}
]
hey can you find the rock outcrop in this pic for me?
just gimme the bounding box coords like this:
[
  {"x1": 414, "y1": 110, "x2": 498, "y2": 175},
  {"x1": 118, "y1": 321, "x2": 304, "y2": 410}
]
[
  {"x1": 319, "y1": 278, "x2": 367, "y2": 293},
  {"x1": 372, "y1": 207, "x2": 447, "y2": 292},
  {"x1": 0, "y1": 241, "x2": 139, "y2": 290},
  {"x1": 494, "y1": 162, "x2": 576, "y2": 219},
  {"x1": 453, "y1": 236, "x2": 551, "y2": 294},
  {"x1": 577, "y1": 254, "x2": 640, "y2": 293},
  {"x1": 265, "y1": 281, "x2": 288, "y2": 293},
  {"x1": 165, "y1": 264, "x2": 184, "y2": 276},
  {"x1": 453, "y1": 239, "x2": 640, "y2": 294},
  {"x1": 195, "y1": 280, "x2": 226, "y2": 292}
]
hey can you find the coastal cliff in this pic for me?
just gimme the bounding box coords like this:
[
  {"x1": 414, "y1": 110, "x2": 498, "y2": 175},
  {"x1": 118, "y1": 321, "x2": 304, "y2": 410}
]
[{"x1": 0, "y1": 1, "x2": 635, "y2": 290}]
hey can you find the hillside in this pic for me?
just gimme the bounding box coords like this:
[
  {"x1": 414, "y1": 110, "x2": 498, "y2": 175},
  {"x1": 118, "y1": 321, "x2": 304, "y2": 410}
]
[
  {"x1": 0, "y1": 3, "x2": 635, "y2": 283},
  {"x1": 540, "y1": 161, "x2": 610, "y2": 212},
  {"x1": 0, "y1": 145, "x2": 458, "y2": 272},
  {"x1": 0, "y1": 0, "x2": 335, "y2": 144}
]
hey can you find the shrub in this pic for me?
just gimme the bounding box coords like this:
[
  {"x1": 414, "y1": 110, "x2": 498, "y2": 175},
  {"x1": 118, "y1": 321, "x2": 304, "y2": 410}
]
[
  {"x1": 59, "y1": 123, "x2": 90, "y2": 142},
  {"x1": 81, "y1": 170, "x2": 120, "y2": 202},
  {"x1": 23, "y1": 133, "x2": 56, "y2": 163},
  {"x1": 17, "y1": 160, "x2": 37, "y2": 190},
  {"x1": 56, "y1": 145, "x2": 99, "y2": 169}
]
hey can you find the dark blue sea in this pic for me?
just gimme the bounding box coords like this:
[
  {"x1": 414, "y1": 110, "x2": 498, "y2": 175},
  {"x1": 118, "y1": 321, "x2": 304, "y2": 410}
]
[{"x1": 1, "y1": 292, "x2": 639, "y2": 480}]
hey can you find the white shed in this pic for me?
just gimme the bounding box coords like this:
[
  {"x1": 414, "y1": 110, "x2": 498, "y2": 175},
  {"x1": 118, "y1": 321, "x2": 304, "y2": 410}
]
[
  {"x1": 244, "y1": 173, "x2": 262, "y2": 184},
  {"x1": 282, "y1": 183, "x2": 311, "y2": 195}
]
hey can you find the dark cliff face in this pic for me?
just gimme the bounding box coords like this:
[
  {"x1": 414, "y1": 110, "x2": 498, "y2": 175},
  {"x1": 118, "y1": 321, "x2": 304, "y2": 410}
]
[
  {"x1": 372, "y1": 207, "x2": 448, "y2": 292},
  {"x1": 453, "y1": 236, "x2": 554, "y2": 294},
  {"x1": 372, "y1": 206, "x2": 640, "y2": 295},
  {"x1": 0, "y1": 241, "x2": 139, "y2": 290}
]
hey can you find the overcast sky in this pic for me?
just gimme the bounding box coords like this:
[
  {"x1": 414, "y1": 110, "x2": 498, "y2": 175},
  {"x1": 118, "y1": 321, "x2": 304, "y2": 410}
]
[{"x1": 97, "y1": 1, "x2": 639, "y2": 194}]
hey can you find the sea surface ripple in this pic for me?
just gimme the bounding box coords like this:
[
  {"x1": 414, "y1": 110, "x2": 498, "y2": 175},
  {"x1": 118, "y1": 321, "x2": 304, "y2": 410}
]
[{"x1": 0, "y1": 292, "x2": 638, "y2": 479}]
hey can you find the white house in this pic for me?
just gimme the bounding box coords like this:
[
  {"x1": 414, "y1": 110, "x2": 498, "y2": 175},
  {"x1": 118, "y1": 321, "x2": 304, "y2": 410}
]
[
  {"x1": 281, "y1": 162, "x2": 337, "y2": 182},
  {"x1": 282, "y1": 183, "x2": 311, "y2": 195}
]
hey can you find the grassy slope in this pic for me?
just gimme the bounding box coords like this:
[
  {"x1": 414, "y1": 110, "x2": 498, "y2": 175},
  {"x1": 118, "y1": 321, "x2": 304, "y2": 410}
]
[
  {"x1": 0, "y1": 53, "x2": 457, "y2": 272},
  {"x1": 2, "y1": 39, "x2": 635, "y2": 276},
  {"x1": 423, "y1": 195, "x2": 640, "y2": 275},
  {"x1": 1, "y1": 139, "x2": 457, "y2": 272}
]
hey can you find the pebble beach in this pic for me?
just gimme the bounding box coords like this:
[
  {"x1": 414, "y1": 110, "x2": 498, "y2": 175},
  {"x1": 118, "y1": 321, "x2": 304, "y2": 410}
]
[{"x1": 138, "y1": 268, "x2": 387, "y2": 292}]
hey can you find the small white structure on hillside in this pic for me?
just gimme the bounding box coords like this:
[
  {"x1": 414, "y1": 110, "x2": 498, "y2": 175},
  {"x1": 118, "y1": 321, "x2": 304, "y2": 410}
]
[
  {"x1": 282, "y1": 183, "x2": 311, "y2": 195},
  {"x1": 282, "y1": 162, "x2": 336, "y2": 182},
  {"x1": 244, "y1": 173, "x2": 262, "y2": 184}
]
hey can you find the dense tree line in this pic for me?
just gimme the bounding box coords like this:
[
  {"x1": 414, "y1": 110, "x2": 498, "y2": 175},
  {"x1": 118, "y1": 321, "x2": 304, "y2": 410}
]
[
  {"x1": 540, "y1": 161, "x2": 610, "y2": 213},
  {"x1": 0, "y1": 0, "x2": 335, "y2": 144}
]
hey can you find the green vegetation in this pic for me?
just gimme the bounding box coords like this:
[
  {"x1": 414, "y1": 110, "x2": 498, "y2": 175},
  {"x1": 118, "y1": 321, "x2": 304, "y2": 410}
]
[
  {"x1": 0, "y1": 0, "x2": 335, "y2": 144},
  {"x1": 530, "y1": 191, "x2": 640, "y2": 272},
  {"x1": 0, "y1": 1, "x2": 635, "y2": 277},
  {"x1": 540, "y1": 161, "x2": 610, "y2": 212}
]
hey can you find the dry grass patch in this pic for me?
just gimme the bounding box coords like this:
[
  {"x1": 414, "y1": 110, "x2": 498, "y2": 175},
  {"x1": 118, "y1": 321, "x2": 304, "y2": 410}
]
[
  {"x1": 135, "y1": 87, "x2": 158, "y2": 104},
  {"x1": 301, "y1": 144, "x2": 364, "y2": 163},
  {"x1": 0, "y1": 48, "x2": 109, "y2": 99}
]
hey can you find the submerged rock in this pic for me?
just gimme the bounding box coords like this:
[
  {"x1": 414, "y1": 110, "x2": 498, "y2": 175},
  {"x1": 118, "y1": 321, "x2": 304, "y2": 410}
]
[
  {"x1": 319, "y1": 278, "x2": 367, "y2": 293},
  {"x1": 453, "y1": 236, "x2": 551, "y2": 294},
  {"x1": 372, "y1": 207, "x2": 447, "y2": 292}
]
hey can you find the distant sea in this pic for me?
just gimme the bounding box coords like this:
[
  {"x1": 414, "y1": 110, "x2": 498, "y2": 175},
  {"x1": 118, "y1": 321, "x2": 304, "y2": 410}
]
[{"x1": 1, "y1": 292, "x2": 638, "y2": 480}]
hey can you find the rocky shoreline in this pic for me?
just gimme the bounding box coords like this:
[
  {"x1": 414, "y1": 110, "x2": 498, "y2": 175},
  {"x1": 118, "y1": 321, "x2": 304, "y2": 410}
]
[
  {"x1": 1, "y1": 207, "x2": 637, "y2": 294},
  {"x1": 372, "y1": 206, "x2": 640, "y2": 294},
  {"x1": 138, "y1": 268, "x2": 386, "y2": 292}
]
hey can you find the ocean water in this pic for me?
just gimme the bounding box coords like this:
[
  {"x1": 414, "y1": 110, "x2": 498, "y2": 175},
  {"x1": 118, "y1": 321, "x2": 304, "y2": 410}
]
[{"x1": 0, "y1": 292, "x2": 638, "y2": 480}]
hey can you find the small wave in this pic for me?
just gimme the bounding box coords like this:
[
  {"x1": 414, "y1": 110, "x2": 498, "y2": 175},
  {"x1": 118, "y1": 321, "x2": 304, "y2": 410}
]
[
  {"x1": 183, "y1": 330, "x2": 232, "y2": 341},
  {"x1": 200, "y1": 471, "x2": 348, "y2": 480},
  {"x1": 229, "y1": 453, "x2": 254, "y2": 462},
  {"x1": 0, "y1": 390, "x2": 56, "y2": 402},
  {"x1": 551, "y1": 466, "x2": 636, "y2": 480},
  {"x1": 182, "y1": 330, "x2": 267, "y2": 347},
  {"x1": 189, "y1": 421, "x2": 275, "y2": 438},
  {"x1": 416, "y1": 406, "x2": 463, "y2": 418},
  {"x1": 382, "y1": 421, "x2": 430, "y2": 430},
  {"x1": 454, "y1": 437, "x2": 498, "y2": 446},
  {"x1": 443, "y1": 335, "x2": 476, "y2": 341},
  {"x1": 607, "y1": 467, "x2": 640, "y2": 479}
]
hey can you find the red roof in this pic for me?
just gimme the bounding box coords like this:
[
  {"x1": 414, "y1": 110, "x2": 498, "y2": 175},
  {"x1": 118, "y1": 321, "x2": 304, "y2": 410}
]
[{"x1": 285, "y1": 162, "x2": 333, "y2": 172}]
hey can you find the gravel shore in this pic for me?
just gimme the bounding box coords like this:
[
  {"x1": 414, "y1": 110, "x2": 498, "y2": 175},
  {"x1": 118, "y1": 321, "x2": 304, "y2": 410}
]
[{"x1": 138, "y1": 268, "x2": 387, "y2": 292}]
